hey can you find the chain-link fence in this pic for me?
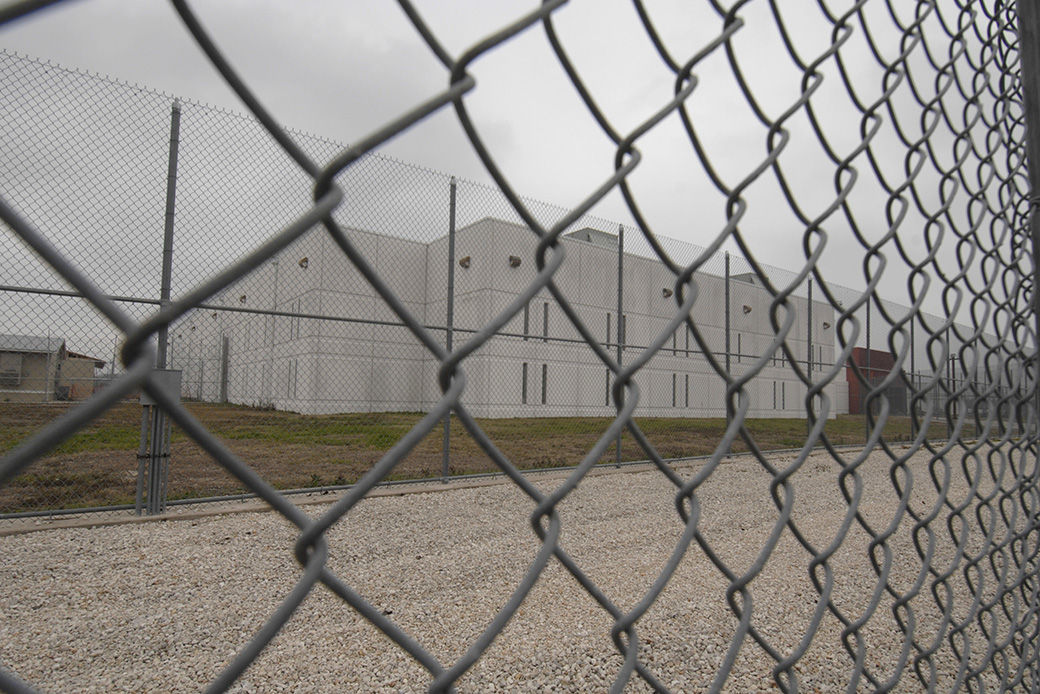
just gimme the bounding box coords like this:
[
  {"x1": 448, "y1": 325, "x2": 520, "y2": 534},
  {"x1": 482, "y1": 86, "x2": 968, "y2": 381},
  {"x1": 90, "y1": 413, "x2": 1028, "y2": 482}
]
[
  {"x1": 0, "y1": 52, "x2": 990, "y2": 516},
  {"x1": 1, "y1": 0, "x2": 1038, "y2": 691}
]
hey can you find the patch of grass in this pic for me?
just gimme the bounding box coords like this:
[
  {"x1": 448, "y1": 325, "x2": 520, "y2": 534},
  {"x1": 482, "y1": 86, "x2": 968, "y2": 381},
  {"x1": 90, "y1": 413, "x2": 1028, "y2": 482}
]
[
  {"x1": 363, "y1": 426, "x2": 408, "y2": 449},
  {"x1": 57, "y1": 427, "x2": 143, "y2": 454},
  {"x1": 0, "y1": 402, "x2": 975, "y2": 514},
  {"x1": 2, "y1": 470, "x2": 132, "y2": 514},
  {"x1": 0, "y1": 402, "x2": 143, "y2": 456}
]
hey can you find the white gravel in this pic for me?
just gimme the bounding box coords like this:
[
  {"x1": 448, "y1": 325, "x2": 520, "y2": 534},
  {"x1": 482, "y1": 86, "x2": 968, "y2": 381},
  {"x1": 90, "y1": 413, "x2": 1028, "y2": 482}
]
[{"x1": 0, "y1": 448, "x2": 1029, "y2": 692}]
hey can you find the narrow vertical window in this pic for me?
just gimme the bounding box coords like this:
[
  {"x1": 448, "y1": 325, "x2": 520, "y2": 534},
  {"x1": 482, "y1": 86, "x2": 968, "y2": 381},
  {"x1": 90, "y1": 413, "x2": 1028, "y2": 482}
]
[
  {"x1": 522, "y1": 363, "x2": 528, "y2": 404},
  {"x1": 737, "y1": 333, "x2": 742, "y2": 363},
  {"x1": 672, "y1": 332, "x2": 677, "y2": 356},
  {"x1": 287, "y1": 359, "x2": 298, "y2": 398},
  {"x1": 685, "y1": 374, "x2": 689, "y2": 407},
  {"x1": 541, "y1": 364, "x2": 548, "y2": 404},
  {"x1": 782, "y1": 381, "x2": 786, "y2": 409},
  {"x1": 606, "y1": 313, "x2": 612, "y2": 348},
  {"x1": 773, "y1": 381, "x2": 777, "y2": 409},
  {"x1": 622, "y1": 315, "x2": 628, "y2": 350},
  {"x1": 542, "y1": 302, "x2": 549, "y2": 343},
  {"x1": 605, "y1": 369, "x2": 611, "y2": 406},
  {"x1": 523, "y1": 303, "x2": 530, "y2": 341},
  {"x1": 672, "y1": 373, "x2": 677, "y2": 407},
  {"x1": 685, "y1": 327, "x2": 691, "y2": 357}
]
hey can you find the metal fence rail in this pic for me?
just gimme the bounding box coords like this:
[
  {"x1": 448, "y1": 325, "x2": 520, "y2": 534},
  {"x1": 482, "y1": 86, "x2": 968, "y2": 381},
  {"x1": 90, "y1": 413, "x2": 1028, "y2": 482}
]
[
  {"x1": 1, "y1": 0, "x2": 1038, "y2": 692},
  {"x1": 0, "y1": 51, "x2": 992, "y2": 516}
]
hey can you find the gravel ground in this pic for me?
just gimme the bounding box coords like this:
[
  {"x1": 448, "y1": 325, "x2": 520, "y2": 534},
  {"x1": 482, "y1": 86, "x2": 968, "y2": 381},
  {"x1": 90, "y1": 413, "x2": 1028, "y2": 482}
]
[{"x1": 0, "y1": 447, "x2": 1031, "y2": 693}]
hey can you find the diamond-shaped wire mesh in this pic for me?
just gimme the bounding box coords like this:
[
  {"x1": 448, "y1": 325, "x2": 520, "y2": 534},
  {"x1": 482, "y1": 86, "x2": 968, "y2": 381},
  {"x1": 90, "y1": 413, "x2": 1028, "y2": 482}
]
[{"x1": 1, "y1": 1, "x2": 1039, "y2": 692}]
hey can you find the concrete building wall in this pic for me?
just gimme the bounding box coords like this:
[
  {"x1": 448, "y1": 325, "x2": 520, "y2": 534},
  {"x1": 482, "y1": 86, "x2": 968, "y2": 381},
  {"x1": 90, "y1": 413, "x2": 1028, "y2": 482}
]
[
  {"x1": 60, "y1": 357, "x2": 100, "y2": 400},
  {"x1": 0, "y1": 352, "x2": 59, "y2": 403},
  {"x1": 171, "y1": 219, "x2": 848, "y2": 418}
]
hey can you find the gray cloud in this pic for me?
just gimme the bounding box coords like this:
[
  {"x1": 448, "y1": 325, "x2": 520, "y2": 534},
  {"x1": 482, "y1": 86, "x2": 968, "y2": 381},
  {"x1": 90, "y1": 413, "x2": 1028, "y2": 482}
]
[{"x1": 0, "y1": 0, "x2": 1010, "y2": 334}]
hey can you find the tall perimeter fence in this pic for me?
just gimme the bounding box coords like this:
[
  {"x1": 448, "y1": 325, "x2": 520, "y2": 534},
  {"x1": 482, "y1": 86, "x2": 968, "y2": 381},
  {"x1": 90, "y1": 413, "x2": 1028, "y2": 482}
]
[
  {"x1": 1, "y1": 1, "x2": 1039, "y2": 692},
  {"x1": 0, "y1": 52, "x2": 1009, "y2": 517}
]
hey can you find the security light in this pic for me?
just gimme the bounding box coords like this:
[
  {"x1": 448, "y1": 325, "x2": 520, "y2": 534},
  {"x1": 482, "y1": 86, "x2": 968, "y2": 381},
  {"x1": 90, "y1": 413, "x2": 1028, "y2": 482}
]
[
  {"x1": 459, "y1": 256, "x2": 471, "y2": 268},
  {"x1": 298, "y1": 257, "x2": 309, "y2": 269},
  {"x1": 508, "y1": 255, "x2": 521, "y2": 267},
  {"x1": 742, "y1": 305, "x2": 752, "y2": 314}
]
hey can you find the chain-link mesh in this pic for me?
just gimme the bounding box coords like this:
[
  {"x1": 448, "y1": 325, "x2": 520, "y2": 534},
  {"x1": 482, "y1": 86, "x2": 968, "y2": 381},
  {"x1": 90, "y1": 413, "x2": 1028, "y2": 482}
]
[{"x1": 1, "y1": 0, "x2": 1038, "y2": 691}]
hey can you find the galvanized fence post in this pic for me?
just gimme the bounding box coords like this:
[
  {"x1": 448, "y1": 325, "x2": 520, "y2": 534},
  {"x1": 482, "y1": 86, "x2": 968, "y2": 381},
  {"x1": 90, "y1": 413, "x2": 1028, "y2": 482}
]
[
  {"x1": 807, "y1": 277, "x2": 812, "y2": 437},
  {"x1": 910, "y1": 315, "x2": 917, "y2": 441},
  {"x1": 137, "y1": 99, "x2": 181, "y2": 515},
  {"x1": 616, "y1": 223, "x2": 624, "y2": 468},
  {"x1": 156, "y1": 99, "x2": 180, "y2": 370},
  {"x1": 724, "y1": 251, "x2": 731, "y2": 454},
  {"x1": 1016, "y1": 0, "x2": 1040, "y2": 435},
  {"x1": 865, "y1": 297, "x2": 871, "y2": 440},
  {"x1": 218, "y1": 335, "x2": 229, "y2": 404},
  {"x1": 442, "y1": 176, "x2": 456, "y2": 482},
  {"x1": 724, "y1": 252, "x2": 731, "y2": 375}
]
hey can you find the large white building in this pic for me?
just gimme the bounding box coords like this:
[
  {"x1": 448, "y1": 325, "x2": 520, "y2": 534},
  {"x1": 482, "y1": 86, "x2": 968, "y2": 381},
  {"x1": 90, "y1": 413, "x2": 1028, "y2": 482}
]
[{"x1": 170, "y1": 218, "x2": 848, "y2": 419}]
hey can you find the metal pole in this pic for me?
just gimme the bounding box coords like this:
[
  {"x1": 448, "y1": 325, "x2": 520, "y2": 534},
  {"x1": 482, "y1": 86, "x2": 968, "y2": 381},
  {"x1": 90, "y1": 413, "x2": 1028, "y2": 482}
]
[
  {"x1": 134, "y1": 407, "x2": 149, "y2": 515},
  {"x1": 142, "y1": 99, "x2": 182, "y2": 515},
  {"x1": 616, "y1": 224, "x2": 624, "y2": 468},
  {"x1": 44, "y1": 335, "x2": 52, "y2": 401},
  {"x1": 265, "y1": 258, "x2": 279, "y2": 406},
  {"x1": 947, "y1": 327, "x2": 954, "y2": 423},
  {"x1": 865, "y1": 299, "x2": 871, "y2": 441},
  {"x1": 725, "y1": 253, "x2": 731, "y2": 375},
  {"x1": 725, "y1": 252, "x2": 732, "y2": 454},
  {"x1": 807, "y1": 277, "x2": 812, "y2": 436},
  {"x1": 1016, "y1": 0, "x2": 1040, "y2": 436},
  {"x1": 910, "y1": 316, "x2": 917, "y2": 440},
  {"x1": 219, "y1": 335, "x2": 229, "y2": 403},
  {"x1": 147, "y1": 407, "x2": 164, "y2": 515},
  {"x1": 156, "y1": 99, "x2": 181, "y2": 369},
  {"x1": 442, "y1": 177, "x2": 457, "y2": 483}
]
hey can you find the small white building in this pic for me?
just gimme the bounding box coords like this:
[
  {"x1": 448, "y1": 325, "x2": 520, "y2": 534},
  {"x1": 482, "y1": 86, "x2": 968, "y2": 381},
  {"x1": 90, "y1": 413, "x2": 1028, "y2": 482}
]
[
  {"x1": 0, "y1": 334, "x2": 105, "y2": 402},
  {"x1": 170, "y1": 218, "x2": 848, "y2": 418}
]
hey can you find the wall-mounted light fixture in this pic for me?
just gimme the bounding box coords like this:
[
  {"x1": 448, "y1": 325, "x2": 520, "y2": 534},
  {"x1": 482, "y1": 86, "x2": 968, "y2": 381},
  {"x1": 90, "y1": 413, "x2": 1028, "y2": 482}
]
[
  {"x1": 662, "y1": 288, "x2": 673, "y2": 298},
  {"x1": 508, "y1": 255, "x2": 522, "y2": 268},
  {"x1": 298, "y1": 257, "x2": 309, "y2": 269},
  {"x1": 211, "y1": 312, "x2": 218, "y2": 318},
  {"x1": 239, "y1": 295, "x2": 247, "y2": 303},
  {"x1": 822, "y1": 321, "x2": 832, "y2": 330},
  {"x1": 459, "y1": 256, "x2": 471, "y2": 268},
  {"x1": 742, "y1": 304, "x2": 752, "y2": 314}
]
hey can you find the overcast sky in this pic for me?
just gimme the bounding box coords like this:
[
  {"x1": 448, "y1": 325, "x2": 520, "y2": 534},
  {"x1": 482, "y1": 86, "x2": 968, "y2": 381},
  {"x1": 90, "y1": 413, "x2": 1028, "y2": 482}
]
[{"x1": 0, "y1": 0, "x2": 1008, "y2": 335}]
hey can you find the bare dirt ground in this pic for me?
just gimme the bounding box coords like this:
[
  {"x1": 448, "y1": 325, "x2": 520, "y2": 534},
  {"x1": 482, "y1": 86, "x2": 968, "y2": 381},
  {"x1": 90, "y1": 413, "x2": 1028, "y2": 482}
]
[{"x1": 0, "y1": 401, "x2": 923, "y2": 514}]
